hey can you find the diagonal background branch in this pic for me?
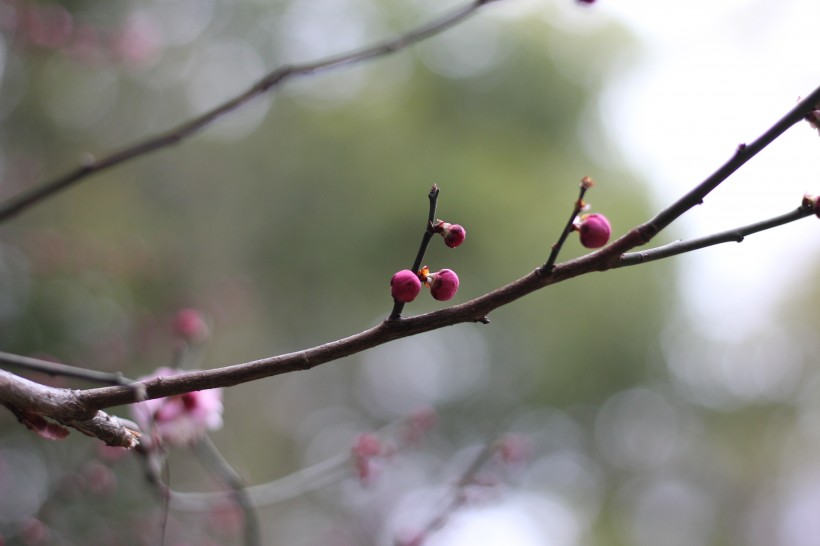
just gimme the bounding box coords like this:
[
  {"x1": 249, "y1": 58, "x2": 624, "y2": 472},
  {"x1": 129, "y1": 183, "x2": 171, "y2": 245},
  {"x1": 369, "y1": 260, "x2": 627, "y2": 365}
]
[{"x1": 0, "y1": 0, "x2": 502, "y2": 223}]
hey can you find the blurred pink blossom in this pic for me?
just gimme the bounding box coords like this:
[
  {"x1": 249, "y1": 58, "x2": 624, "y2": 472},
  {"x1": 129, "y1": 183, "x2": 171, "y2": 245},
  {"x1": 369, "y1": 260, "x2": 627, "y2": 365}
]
[
  {"x1": 497, "y1": 433, "x2": 534, "y2": 465},
  {"x1": 131, "y1": 367, "x2": 223, "y2": 446},
  {"x1": 352, "y1": 433, "x2": 383, "y2": 483},
  {"x1": 401, "y1": 407, "x2": 437, "y2": 445},
  {"x1": 114, "y1": 12, "x2": 162, "y2": 66},
  {"x1": 174, "y1": 308, "x2": 210, "y2": 343}
]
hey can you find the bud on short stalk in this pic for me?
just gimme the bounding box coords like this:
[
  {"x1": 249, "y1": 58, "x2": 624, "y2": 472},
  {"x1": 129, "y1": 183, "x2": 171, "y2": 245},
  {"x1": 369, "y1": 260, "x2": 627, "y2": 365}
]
[
  {"x1": 433, "y1": 220, "x2": 466, "y2": 248},
  {"x1": 428, "y1": 268, "x2": 459, "y2": 301}
]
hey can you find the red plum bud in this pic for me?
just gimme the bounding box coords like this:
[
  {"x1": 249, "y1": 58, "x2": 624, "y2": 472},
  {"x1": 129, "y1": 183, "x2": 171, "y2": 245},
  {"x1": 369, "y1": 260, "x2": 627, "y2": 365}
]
[
  {"x1": 438, "y1": 222, "x2": 466, "y2": 248},
  {"x1": 429, "y1": 269, "x2": 459, "y2": 301},
  {"x1": 391, "y1": 270, "x2": 422, "y2": 302},
  {"x1": 577, "y1": 213, "x2": 611, "y2": 248},
  {"x1": 807, "y1": 109, "x2": 820, "y2": 132}
]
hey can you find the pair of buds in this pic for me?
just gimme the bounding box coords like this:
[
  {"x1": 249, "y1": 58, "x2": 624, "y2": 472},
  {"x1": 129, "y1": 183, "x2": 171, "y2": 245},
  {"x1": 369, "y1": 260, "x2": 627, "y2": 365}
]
[{"x1": 391, "y1": 267, "x2": 459, "y2": 303}]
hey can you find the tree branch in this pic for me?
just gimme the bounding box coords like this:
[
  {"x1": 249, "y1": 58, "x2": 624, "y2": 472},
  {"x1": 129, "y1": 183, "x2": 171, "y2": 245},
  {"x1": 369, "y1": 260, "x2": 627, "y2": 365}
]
[
  {"x1": 640, "y1": 88, "x2": 820, "y2": 237},
  {"x1": 2, "y1": 79, "x2": 817, "y2": 449},
  {"x1": 0, "y1": 370, "x2": 139, "y2": 447},
  {"x1": 0, "y1": 0, "x2": 502, "y2": 223},
  {"x1": 619, "y1": 204, "x2": 815, "y2": 266},
  {"x1": 0, "y1": 351, "x2": 132, "y2": 385},
  {"x1": 68, "y1": 84, "x2": 820, "y2": 411}
]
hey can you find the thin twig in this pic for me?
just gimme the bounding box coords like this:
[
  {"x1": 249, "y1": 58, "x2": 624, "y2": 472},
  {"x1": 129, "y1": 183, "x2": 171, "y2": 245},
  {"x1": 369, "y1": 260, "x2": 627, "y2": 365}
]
[
  {"x1": 159, "y1": 457, "x2": 171, "y2": 546},
  {"x1": 194, "y1": 436, "x2": 261, "y2": 546},
  {"x1": 0, "y1": 0, "x2": 502, "y2": 223},
  {"x1": 620, "y1": 205, "x2": 815, "y2": 266},
  {"x1": 412, "y1": 439, "x2": 501, "y2": 544},
  {"x1": 0, "y1": 351, "x2": 132, "y2": 385},
  {"x1": 543, "y1": 176, "x2": 594, "y2": 271},
  {"x1": 390, "y1": 185, "x2": 440, "y2": 320},
  {"x1": 170, "y1": 452, "x2": 349, "y2": 511}
]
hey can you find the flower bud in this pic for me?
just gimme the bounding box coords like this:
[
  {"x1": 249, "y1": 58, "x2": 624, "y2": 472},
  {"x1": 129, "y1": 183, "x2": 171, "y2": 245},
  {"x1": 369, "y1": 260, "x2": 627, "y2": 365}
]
[
  {"x1": 174, "y1": 308, "x2": 209, "y2": 343},
  {"x1": 435, "y1": 221, "x2": 466, "y2": 248},
  {"x1": 577, "y1": 213, "x2": 611, "y2": 248},
  {"x1": 805, "y1": 193, "x2": 820, "y2": 218},
  {"x1": 390, "y1": 269, "x2": 422, "y2": 302},
  {"x1": 807, "y1": 109, "x2": 820, "y2": 132},
  {"x1": 352, "y1": 433, "x2": 383, "y2": 483},
  {"x1": 428, "y1": 269, "x2": 459, "y2": 301}
]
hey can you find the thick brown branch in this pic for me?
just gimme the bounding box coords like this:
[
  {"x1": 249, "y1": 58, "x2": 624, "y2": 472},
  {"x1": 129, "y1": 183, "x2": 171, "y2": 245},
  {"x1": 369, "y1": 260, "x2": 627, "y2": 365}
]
[
  {"x1": 0, "y1": 370, "x2": 139, "y2": 447},
  {"x1": 645, "y1": 87, "x2": 820, "y2": 234},
  {"x1": 75, "y1": 240, "x2": 626, "y2": 411}
]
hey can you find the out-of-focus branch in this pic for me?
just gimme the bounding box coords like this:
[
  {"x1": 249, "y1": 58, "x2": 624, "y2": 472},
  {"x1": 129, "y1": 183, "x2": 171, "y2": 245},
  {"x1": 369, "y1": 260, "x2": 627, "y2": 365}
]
[
  {"x1": 0, "y1": 351, "x2": 132, "y2": 385},
  {"x1": 169, "y1": 411, "x2": 432, "y2": 511},
  {"x1": 170, "y1": 452, "x2": 349, "y2": 512},
  {"x1": 0, "y1": 0, "x2": 502, "y2": 223},
  {"x1": 194, "y1": 436, "x2": 260, "y2": 546},
  {"x1": 417, "y1": 440, "x2": 500, "y2": 540}
]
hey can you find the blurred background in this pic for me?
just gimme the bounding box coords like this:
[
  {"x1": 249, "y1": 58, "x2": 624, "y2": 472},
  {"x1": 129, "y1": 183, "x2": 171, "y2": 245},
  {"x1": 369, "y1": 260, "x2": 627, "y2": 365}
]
[{"x1": 0, "y1": 0, "x2": 819, "y2": 544}]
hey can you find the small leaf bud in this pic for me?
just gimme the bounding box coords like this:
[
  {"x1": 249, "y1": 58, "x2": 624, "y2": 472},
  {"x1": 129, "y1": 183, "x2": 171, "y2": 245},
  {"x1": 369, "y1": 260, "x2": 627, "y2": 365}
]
[
  {"x1": 577, "y1": 213, "x2": 611, "y2": 248},
  {"x1": 391, "y1": 270, "x2": 422, "y2": 302},
  {"x1": 428, "y1": 269, "x2": 460, "y2": 301}
]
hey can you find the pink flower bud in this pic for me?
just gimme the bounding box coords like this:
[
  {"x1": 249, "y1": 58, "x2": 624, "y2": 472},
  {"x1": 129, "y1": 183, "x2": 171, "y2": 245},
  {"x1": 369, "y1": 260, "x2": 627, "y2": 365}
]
[
  {"x1": 353, "y1": 433, "x2": 382, "y2": 458},
  {"x1": 391, "y1": 270, "x2": 422, "y2": 302},
  {"x1": 429, "y1": 269, "x2": 459, "y2": 301},
  {"x1": 436, "y1": 221, "x2": 466, "y2": 248},
  {"x1": 497, "y1": 434, "x2": 534, "y2": 465},
  {"x1": 807, "y1": 193, "x2": 820, "y2": 218},
  {"x1": 577, "y1": 213, "x2": 611, "y2": 248},
  {"x1": 352, "y1": 433, "x2": 383, "y2": 483},
  {"x1": 174, "y1": 308, "x2": 209, "y2": 343},
  {"x1": 806, "y1": 109, "x2": 820, "y2": 131},
  {"x1": 401, "y1": 407, "x2": 437, "y2": 445}
]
